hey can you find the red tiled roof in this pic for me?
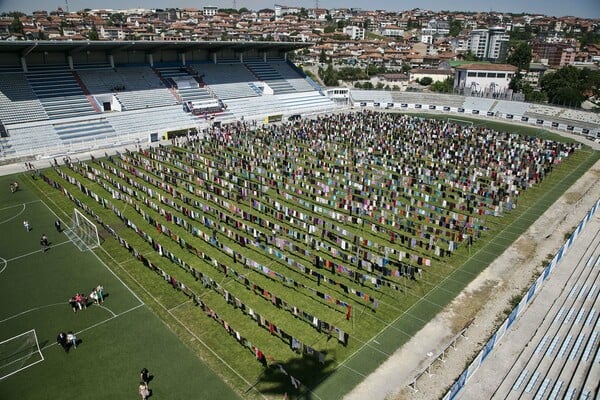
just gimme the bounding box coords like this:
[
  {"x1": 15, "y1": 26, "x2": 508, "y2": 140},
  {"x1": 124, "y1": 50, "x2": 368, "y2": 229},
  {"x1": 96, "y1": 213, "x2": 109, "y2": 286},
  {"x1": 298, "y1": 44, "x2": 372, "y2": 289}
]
[{"x1": 455, "y1": 63, "x2": 517, "y2": 72}]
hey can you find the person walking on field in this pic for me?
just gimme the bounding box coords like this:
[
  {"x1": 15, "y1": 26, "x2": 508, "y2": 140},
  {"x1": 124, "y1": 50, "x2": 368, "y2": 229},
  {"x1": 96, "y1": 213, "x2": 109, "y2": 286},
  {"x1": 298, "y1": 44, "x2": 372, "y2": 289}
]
[{"x1": 55, "y1": 219, "x2": 62, "y2": 232}]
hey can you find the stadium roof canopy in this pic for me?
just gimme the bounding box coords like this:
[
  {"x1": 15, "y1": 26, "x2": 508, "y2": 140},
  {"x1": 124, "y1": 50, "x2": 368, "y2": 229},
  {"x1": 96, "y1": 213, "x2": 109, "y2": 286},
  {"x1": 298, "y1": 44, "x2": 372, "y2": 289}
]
[{"x1": 0, "y1": 40, "x2": 312, "y2": 56}]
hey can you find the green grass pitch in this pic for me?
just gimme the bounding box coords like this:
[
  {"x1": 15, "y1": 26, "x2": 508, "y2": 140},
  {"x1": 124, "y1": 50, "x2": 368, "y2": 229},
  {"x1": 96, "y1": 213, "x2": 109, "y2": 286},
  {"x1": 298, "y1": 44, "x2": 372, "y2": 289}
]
[
  {"x1": 0, "y1": 114, "x2": 598, "y2": 400},
  {"x1": 0, "y1": 174, "x2": 240, "y2": 399}
]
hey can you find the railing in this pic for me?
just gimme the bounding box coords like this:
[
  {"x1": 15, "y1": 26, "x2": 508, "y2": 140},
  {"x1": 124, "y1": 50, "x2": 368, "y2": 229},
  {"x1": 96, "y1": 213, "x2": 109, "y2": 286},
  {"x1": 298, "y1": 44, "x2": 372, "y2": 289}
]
[{"x1": 443, "y1": 199, "x2": 600, "y2": 400}]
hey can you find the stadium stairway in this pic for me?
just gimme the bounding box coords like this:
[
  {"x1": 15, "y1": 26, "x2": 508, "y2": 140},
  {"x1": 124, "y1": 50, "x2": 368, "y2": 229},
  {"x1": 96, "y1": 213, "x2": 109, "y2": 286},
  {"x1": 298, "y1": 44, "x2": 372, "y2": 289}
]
[
  {"x1": 72, "y1": 71, "x2": 103, "y2": 113},
  {"x1": 154, "y1": 66, "x2": 215, "y2": 104},
  {"x1": 244, "y1": 61, "x2": 297, "y2": 95},
  {"x1": 152, "y1": 67, "x2": 183, "y2": 103}
]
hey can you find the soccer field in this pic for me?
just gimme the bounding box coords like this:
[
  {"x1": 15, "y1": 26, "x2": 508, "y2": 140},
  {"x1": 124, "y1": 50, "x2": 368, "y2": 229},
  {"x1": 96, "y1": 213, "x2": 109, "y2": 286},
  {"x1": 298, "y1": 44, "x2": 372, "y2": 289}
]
[
  {"x1": 1, "y1": 113, "x2": 598, "y2": 400},
  {"x1": 0, "y1": 173, "x2": 240, "y2": 399}
]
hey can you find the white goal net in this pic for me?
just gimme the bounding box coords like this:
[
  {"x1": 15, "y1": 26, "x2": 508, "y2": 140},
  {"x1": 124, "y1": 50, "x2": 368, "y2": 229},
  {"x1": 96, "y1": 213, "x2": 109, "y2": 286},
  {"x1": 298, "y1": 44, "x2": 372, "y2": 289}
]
[
  {"x1": 0, "y1": 329, "x2": 44, "y2": 381},
  {"x1": 71, "y1": 208, "x2": 100, "y2": 250}
]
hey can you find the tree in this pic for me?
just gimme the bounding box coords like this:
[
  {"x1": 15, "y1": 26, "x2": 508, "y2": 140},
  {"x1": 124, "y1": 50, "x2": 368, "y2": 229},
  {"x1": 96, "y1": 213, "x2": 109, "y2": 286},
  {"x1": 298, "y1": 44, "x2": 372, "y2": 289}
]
[
  {"x1": 463, "y1": 50, "x2": 478, "y2": 61},
  {"x1": 550, "y1": 87, "x2": 585, "y2": 107},
  {"x1": 524, "y1": 88, "x2": 547, "y2": 103},
  {"x1": 509, "y1": 24, "x2": 532, "y2": 42},
  {"x1": 362, "y1": 81, "x2": 374, "y2": 89},
  {"x1": 366, "y1": 63, "x2": 384, "y2": 77},
  {"x1": 363, "y1": 18, "x2": 371, "y2": 31},
  {"x1": 449, "y1": 20, "x2": 462, "y2": 37},
  {"x1": 418, "y1": 76, "x2": 433, "y2": 86},
  {"x1": 431, "y1": 77, "x2": 454, "y2": 93},
  {"x1": 88, "y1": 25, "x2": 99, "y2": 40},
  {"x1": 580, "y1": 31, "x2": 600, "y2": 47},
  {"x1": 322, "y1": 64, "x2": 338, "y2": 86},
  {"x1": 507, "y1": 42, "x2": 532, "y2": 72},
  {"x1": 109, "y1": 12, "x2": 125, "y2": 26},
  {"x1": 539, "y1": 65, "x2": 593, "y2": 108},
  {"x1": 319, "y1": 49, "x2": 328, "y2": 64},
  {"x1": 324, "y1": 25, "x2": 336, "y2": 34},
  {"x1": 10, "y1": 14, "x2": 24, "y2": 34}
]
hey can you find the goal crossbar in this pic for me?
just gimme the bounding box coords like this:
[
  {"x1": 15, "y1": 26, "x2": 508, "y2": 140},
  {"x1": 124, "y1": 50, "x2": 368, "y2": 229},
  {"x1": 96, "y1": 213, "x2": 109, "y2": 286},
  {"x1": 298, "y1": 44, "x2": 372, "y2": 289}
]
[
  {"x1": 71, "y1": 208, "x2": 100, "y2": 250},
  {"x1": 0, "y1": 329, "x2": 44, "y2": 381}
]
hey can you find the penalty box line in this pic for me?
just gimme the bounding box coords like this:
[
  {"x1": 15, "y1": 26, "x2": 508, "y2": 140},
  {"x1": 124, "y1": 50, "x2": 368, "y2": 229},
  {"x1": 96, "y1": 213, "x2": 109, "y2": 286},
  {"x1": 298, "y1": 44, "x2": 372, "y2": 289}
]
[
  {"x1": 40, "y1": 303, "x2": 145, "y2": 352},
  {"x1": 36, "y1": 198, "x2": 144, "y2": 307},
  {"x1": 96, "y1": 244, "x2": 267, "y2": 400}
]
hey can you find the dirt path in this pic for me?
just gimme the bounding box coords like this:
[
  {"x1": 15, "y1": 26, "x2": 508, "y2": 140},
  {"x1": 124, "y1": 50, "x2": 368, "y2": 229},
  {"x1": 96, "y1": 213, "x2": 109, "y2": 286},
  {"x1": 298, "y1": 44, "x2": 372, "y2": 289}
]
[{"x1": 345, "y1": 158, "x2": 600, "y2": 400}]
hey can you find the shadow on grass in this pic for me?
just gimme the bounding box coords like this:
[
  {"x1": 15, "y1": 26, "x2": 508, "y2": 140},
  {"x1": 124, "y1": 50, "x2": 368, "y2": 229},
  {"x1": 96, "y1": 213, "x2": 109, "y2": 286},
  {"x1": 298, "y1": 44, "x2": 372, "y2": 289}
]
[{"x1": 251, "y1": 356, "x2": 335, "y2": 400}]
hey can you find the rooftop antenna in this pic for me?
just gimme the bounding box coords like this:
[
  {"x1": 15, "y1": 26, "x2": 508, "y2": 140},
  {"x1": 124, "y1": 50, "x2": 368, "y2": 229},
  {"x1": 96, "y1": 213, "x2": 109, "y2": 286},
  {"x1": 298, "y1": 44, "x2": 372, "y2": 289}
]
[
  {"x1": 233, "y1": 0, "x2": 237, "y2": 10},
  {"x1": 65, "y1": 0, "x2": 69, "y2": 13},
  {"x1": 316, "y1": 0, "x2": 320, "y2": 9}
]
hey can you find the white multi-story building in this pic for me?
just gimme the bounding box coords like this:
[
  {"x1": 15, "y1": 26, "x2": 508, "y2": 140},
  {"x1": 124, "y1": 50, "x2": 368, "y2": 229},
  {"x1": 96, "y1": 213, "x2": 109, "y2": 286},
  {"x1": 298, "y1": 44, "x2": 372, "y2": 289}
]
[
  {"x1": 421, "y1": 19, "x2": 450, "y2": 36},
  {"x1": 202, "y1": 6, "x2": 218, "y2": 16},
  {"x1": 379, "y1": 25, "x2": 404, "y2": 38},
  {"x1": 274, "y1": 4, "x2": 301, "y2": 19},
  {"x1": 467, "y1": 27, "x2": 509, "y2": 61},
  {"x1": 486, "y1": 26, "x2": 509, "y2": 60},
  {"x1": 468, "y1": 29, "x2": 489, "y2": 58},
  {"x1": 421, "y1": 34, "x2": 433, "y2": 44},
  {"x1": 344, "y1": 26, "x2": 365, "y2": 40}
]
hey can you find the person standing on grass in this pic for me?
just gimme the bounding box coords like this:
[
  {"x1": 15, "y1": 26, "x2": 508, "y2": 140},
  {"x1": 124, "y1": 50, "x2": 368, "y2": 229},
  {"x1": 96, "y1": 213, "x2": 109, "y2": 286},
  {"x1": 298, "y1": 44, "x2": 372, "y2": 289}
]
[
  {"x1": 96, "y1": 284, "x2": 104, "y2": 303},
  {"x1": 23, "y1": 220, "x2": 30, "y2": 231},
  {"x1": 54, "y1": 219, "x2": 61, "y2": 232},
  {"x1": 89, "y1": 288, "x2": 98, "y2": 304},
  {"x1": 139, "y1": 381, "x2": 150, "y2": 400},
  {"x1": 40, "y1": 234, "x2": 49, "y2": 252},
  {"x1": 66, "y1": 332, "x2": 77, "y2": 349},
  {"x1": 140, "y1": 368, "x2": 150, "y2": 385},
  {"x1": 68, "y1": 296, "x2": 78, "y2": 313},
  {"x1": 56, "y1": 332, "x2": 68, "y2": 352}
]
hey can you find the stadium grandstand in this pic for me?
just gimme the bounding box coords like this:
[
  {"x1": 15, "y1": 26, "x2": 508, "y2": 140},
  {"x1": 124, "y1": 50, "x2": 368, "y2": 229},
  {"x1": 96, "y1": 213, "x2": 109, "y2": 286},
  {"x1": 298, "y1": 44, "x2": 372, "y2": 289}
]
[
  {"x1": 1, "y1": 40, "x2": 599, "y2": 163},
  {"x1": 0, "y1": 40, "x2": 336, "y2": 161}
]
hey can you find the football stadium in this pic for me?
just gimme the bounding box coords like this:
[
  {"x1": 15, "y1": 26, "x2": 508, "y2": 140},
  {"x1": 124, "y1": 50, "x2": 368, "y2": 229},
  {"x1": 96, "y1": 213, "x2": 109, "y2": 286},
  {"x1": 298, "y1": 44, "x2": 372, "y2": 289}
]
[{"x1": 0, "y1": 40, "x2": 599, "y2": 400}]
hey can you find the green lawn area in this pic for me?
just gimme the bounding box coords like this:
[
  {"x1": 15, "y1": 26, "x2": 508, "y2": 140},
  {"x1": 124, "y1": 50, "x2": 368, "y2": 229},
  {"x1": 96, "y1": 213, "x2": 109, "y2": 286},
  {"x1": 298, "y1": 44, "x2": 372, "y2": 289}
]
[{"x1": 0, "y1": 174, "x2": 240, "y2": 400}]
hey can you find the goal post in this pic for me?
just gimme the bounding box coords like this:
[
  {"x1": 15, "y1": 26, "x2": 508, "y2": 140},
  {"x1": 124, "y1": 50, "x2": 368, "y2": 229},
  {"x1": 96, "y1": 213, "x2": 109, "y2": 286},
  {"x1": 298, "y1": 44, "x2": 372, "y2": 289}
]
[
  {"x1": 72, "y1": 208, "x2": 100, "y2": 250},
  {"x1": 0, "y1": 329, "x2": 44, "y2": 381}
]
